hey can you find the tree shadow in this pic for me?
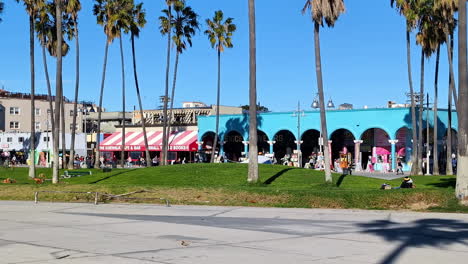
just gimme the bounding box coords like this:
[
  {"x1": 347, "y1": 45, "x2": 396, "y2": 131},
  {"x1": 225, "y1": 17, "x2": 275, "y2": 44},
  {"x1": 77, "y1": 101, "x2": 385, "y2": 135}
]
[
  {"x1": 336, "y1": 174, "x2": 347, "y2": 187},
  {"x1": 219, "y1": 113, "x2": 264, "y2": 141},
  {"x1": 89, "y1": 169, "x2": 138, "y2": 184},
  {"x1": 263, "y1": 168, "x2": 293, "y2": 185},
  {"x1": 427, "y1": 178, "x2": 456, "y2": 188},
  {"x1": 358, "y1": 219, "x2": 468, "y2": 264}
]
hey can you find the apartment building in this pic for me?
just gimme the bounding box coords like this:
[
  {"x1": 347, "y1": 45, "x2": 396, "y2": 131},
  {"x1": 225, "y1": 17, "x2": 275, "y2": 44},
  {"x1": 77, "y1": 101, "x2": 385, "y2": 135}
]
[{"x1": 0, "y1": 89, "x2": 85, "y2": 133}]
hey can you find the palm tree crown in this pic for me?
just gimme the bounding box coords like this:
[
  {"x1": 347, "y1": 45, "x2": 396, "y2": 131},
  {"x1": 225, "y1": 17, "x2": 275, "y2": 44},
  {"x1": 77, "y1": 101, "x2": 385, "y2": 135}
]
[
  {"x1": 35, "y1": 2, "x2": 73, "y2": 57},
  {"x1": 159, "y1": 2, "x2": 199, "y2": 54},
  {"x1": 93, "y1": 0, "x2": 133, "y2": 43},
  {"x1": 0, "y1": 1, "x2": 4, "y2": 23},
  {"x1": 130, "y1": 2, "x2": 146, "y2": 38},
  {"x1": 205, "y1": 10, "x2": 236, "y2": 52},
  {"x1": 303, "y1": 0, "x2": 345, "y2": 27}
]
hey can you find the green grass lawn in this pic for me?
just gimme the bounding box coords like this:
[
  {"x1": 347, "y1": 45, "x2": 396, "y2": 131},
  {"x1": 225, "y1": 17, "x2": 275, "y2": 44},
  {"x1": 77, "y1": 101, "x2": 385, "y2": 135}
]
[{"x1": 0, "y1": 163, "x2": 465, "y2": 212}]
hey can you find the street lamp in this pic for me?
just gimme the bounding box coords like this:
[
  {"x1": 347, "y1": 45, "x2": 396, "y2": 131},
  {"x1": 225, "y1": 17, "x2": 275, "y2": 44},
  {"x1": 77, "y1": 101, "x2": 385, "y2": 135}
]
[{"x1": 327, "y1": 99, "x2": 335, "y2": 108}]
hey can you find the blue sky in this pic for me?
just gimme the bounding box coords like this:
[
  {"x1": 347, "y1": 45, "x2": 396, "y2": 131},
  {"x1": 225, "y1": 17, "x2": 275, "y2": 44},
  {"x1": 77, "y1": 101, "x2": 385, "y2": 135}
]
[{"x1": 0, "y1": 0, "x2": 458, "y2": 112}]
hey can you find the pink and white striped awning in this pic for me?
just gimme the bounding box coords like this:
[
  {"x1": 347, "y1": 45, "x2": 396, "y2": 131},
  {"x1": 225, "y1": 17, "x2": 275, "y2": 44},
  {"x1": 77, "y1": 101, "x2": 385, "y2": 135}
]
[{"x1": 99, "y1": 130, "x2": 198, "y2": 152}]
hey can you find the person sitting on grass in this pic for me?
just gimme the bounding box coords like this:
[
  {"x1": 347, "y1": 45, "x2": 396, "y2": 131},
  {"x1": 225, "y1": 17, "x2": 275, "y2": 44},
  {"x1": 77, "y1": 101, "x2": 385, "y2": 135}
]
[{"x1": 400, "y1": 176, "x2": 415, "y2": 188}]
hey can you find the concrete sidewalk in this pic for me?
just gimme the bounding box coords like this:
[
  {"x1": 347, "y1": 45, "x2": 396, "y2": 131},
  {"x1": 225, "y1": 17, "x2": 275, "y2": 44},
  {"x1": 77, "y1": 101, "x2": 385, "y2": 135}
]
[{"x1": 0, "y1": 201, "x2": 467, "y2": 263}]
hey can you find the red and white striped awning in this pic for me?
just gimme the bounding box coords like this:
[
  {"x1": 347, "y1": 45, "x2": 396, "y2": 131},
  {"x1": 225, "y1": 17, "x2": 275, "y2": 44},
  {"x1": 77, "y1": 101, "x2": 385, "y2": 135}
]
[{"x1": 99, "y1": 130, "x2": 198, "y2": 152}]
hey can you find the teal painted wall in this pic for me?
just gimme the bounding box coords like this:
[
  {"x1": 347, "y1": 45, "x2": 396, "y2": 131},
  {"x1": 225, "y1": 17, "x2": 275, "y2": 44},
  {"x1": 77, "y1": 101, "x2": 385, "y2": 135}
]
[{"x1": 198, "y1": 107, "x2": 458, "y2": 142}]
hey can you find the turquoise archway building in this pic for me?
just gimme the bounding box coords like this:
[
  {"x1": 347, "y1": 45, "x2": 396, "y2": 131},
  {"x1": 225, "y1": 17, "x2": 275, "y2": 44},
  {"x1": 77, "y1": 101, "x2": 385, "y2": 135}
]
[{"x1": 198, "y1": 107, "x2": 458, "y2": 171}]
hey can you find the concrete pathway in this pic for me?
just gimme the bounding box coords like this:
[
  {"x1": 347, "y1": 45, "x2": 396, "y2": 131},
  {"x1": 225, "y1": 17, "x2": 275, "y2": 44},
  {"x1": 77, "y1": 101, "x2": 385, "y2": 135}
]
[
  {"x1": 0, "y1": 201, "x2": 468, "y2": 263},
  {"x1": 351, "y1": 170, "x2": 409, "y2": 180}
]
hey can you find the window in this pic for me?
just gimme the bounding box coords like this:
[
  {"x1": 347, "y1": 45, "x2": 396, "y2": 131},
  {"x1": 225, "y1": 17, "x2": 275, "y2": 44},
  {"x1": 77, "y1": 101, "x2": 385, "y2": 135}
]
[
  {"x1": 35, "y1": 122, "x2": 41, "y2": 130},
  {"x1": 9, "y1": 107, "x2": 20, "y2": 115},
  {"x1": 9, "y1": 121, "x2": 19, "y2": 129},
  {"x1": 18, "y1": 137, "x2": 24, "y2": 143},
  {"x1": 7, "y1": 137, "x2": 12, "y2": 143},
  {"x1": 35, "y1": 108, "x2": 41, "y2": 116},
  {"x1": 70, "y1": 110, "x2": 74, "y2": 117},
  {"x1": 43, "y1": 137, "x2": 50, "y2": 142}
]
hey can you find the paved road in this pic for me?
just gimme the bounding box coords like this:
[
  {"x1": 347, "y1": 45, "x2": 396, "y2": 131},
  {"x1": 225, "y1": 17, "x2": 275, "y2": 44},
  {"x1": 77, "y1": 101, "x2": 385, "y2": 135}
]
[{"x1": 1, "y1": 201, "x2": 468, "y2": 264}]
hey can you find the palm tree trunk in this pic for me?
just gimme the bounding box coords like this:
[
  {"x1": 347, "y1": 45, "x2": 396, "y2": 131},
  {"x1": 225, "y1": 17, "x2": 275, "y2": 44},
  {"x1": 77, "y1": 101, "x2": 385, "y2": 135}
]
[
  {"x1": 433, "y1": 46, "x2": 440, "y2": 175},
  {"x1": 406, "y1": 30, "x2": 419, "y2": 176},
  {"x1": 211, "y1": 49, "x2": 221, "y2": 164},
  {"x1": 28, "y1": 15, "x2": 36, "y2": 178},
  {"x1": 314, "y1": 22, "x2": 332, "y2": 183},
  {"x1": 52, "y1": 0, "x2": 63, "y2": 184},
  {"x1": 417, "y1": 50, "x2": 424, "y2": 175},
  {"x1": 456, "y1": 0, "x2": 468, "y2": 201},
  {"x1": 41, "y1": 38, "x2": 55, "y2": 145},
  {"x1": 94, "y1": 41, "x2": 110, "y2": 169},
  {"x1": 446, "y1": 32, "x2": 455, "y2": 176},
  {"x1": 61, "y1": 94, "x2": 66, "y2": 169},
  {"x1": 247, "y1": 0, "x2": 258, "y2": 183},
  {"x1": 449, "y1": 33, "x2": 458, "y2": 111},
  {"x1": 119, "y1": 35, "x2": 126, "y2": 168},
  {"x1": 162, "y1": 6, "x2": 172, "y2": 166},
  {"x1": 68, "y1": 19, "x2": 80, "y2": 170},
  {"x1": 166, "y1": 51, "x2": 180, "y2": 155},
  {"x1": 131, "y1": 33, "x2": 151, "y2": 166}
]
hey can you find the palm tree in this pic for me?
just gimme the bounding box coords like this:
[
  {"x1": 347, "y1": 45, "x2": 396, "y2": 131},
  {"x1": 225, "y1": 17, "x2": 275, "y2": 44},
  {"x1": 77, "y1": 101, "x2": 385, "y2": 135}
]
[
  {"x1": 435, "y1": 0, "x2": 458, "y2": 175},
  {"x1": 456, "y1": 0, "x2": 468, "y2": 201},
  {"x1": 205, "y1": 10, "x2": 236, "y2": 163},
  {"x1": 16, "y1": 0, "x2": 46, "y2": 179},
  {"x1": 161, "y1": 2, "x2": 199, "y2": 160},
  {"x1": 53, "y1": 0, "x2": 63, "y2": 183},
  {"x1": 247, "y1": 0, "x2": 258, "y2": 183},
  {"x1": 302, "y1": 0, "x2": 345, "y2": 183},
  {"x1": 129, "y1": 2, "x2": 151, "y2": 166},
  {"x1": 391, "y1": 0, "x2": 420, "y2": 175},
  {"x1": 159, "y1": 0, "x2": 184, "y2": 166},
  {"x1": 93, "y1": 0, "x2": 132, "y2": 168},
  {"x1": 66, "y1": 0, "x2": 81, "y2": 170}
]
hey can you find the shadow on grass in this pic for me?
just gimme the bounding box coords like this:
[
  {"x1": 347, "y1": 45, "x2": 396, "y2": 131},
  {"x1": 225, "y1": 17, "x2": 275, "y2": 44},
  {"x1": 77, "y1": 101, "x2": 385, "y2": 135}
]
[
  {"x1": 263, "y1": 168, "x2": 293, "y2": 185},
  {"x1": 336, "y1": 174, "x2": 347, "y2": 187},
  {"x1": 89, "y1": 169, "x2": 138, "y2": 184},
  {"x1": 358, "y1": 219, "x2": 468, "y2": 264},
  {"x1": 427, "y1": 178, "x2": 456, "y2": 188}
]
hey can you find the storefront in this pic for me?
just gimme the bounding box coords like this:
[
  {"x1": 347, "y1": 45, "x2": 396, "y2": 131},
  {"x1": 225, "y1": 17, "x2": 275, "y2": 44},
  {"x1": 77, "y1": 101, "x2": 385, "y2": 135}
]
[{"x1": 99, "y1": 130, "x2": 198, "y2": 162}]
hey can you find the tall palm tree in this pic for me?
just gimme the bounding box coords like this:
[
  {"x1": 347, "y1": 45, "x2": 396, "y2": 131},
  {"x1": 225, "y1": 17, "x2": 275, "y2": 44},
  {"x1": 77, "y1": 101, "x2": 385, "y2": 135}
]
[
  {"x1": 16, "y1": 0, "x2": 44, "y2": 178},
  {"x1": 456, "y1": 0, "x2": 468, "y2": 201},
  {"x1": 435, "y1": 0, "x2": 458, "y2": 175},
  {"x1": 115, "y1": 1, "x2": 133, "y2": 168},
  {"x1": 159, "y1": 0, "x2": 184, "y2": 166},
  {"x1": 66, "y1": 0, "x2": 81, "y2": 170},
  {"x1": 302, "y1": 0, "x2": 345, "y2": 183},
  {"x1": 129, "y1": 2, "x2": 151, "y2": 166},
  {"x1": 93, "y1": 0, "x2": 132, "y2": 168},
  {"x1": 205, "y1": 10, "x2": 236, "y2": 164},
  {"x1": 53, "y1": 0, "x2": 62, "y2": 183},
  {"x1": 247, "y1": 0, "x2": 258, "y2": 183},
  {"x1": 391, "y1": 0, "x2": 420, "y2": 175},
  {"x1": 161, "y1": 2, "x2": 199, "y2": 159}
]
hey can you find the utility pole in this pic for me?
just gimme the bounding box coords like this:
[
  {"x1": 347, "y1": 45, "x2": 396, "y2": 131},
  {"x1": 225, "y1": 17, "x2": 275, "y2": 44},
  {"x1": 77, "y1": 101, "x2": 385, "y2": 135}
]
[
  {"x1": 426, "y1": 93, "x2": 431, "y2": 175},
  {"x1": 293, "y1": 101, "x2": 304, "y2": 168}
]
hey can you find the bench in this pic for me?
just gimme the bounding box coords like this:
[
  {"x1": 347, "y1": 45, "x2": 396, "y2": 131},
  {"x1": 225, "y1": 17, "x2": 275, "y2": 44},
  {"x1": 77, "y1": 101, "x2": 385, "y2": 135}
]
[{"x1": 62, "y1": 170, "x2": 93, "y2": 179}]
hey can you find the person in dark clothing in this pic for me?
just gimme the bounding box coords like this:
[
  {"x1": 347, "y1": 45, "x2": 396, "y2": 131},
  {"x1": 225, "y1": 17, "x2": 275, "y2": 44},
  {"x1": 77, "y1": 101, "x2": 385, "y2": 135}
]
[{"x1": 400, "y1": 176, "x2": 414, "y2": 188}]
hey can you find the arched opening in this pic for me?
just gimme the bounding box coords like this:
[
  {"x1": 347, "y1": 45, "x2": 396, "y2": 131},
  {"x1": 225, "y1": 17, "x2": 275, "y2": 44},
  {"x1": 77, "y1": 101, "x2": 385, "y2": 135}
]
[
  {"x1": 361, "y1": 128, "x2": 391, "y2": 172},
  {"x1": 330, "y1": 129, "x2": 355, "y2": 164},
  {"x1": 223, "y1": 131, "x2": 244, "y2": 162},
  {"x1": 257, "y1": 130, "x2": 269, "y2": 154},
  {"x1": 273, "y1": 130, "x2": 296, "y2": 162},
  {"x1": 201, "y1": 131, "x2": 219, "y2": 162},
  {"x1": 395, "y1": 127, "x2": 409, "y2": 163},
  {"x1": 301, "y1": 129, "x2": 320, "y2": 164}
]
